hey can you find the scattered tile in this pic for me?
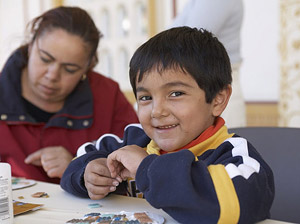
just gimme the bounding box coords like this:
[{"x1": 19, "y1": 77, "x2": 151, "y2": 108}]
[
  {"x1": 31, "y1": 192, "x2": 49, "y2": 198},
  {"x1": 88, "y1": 203, "x2": 102, "y2": 208}
]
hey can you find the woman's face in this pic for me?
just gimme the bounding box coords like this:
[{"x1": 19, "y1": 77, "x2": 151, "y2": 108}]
[{"x1": 23, "y1": 28, "x2": 91, "y2": 112}]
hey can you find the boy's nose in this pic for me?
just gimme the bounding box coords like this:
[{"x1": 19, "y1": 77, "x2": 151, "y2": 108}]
[{"x1": 151, "y1": 100, "x2": 168, "y2": 118}]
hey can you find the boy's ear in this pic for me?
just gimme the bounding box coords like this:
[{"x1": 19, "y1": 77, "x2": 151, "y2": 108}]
[{"x1": 212, "y1": 85, "x2": 232, "y2": 117}]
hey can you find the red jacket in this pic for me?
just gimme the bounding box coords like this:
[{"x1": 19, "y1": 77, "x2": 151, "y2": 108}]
[{"x1": 0, "y1": 48, "x2": 138, "y2": 183}]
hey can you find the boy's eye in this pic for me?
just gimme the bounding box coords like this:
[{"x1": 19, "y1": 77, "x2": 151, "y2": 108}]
[
  {"x1": 139, "y1": 95, "x2": 152, "y2": 101},
  {"x1": 170, "y1": 91, "x2": 184, "y2": 97}
]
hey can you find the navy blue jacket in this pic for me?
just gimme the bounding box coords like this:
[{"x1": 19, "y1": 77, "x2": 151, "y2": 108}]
[{"x1": 61, "y1": 124, "x2": 274, "y2": 224}]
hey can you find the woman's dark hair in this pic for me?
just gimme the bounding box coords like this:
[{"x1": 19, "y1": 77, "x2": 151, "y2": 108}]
[
  {"x1": 129, "y1": 26, "x2": 232, "y2": 103},
  {"x1": 21, "y1": 6, "x2": 102, "y2": 68}
]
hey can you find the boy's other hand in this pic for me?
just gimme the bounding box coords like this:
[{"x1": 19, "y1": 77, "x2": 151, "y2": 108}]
[
  {"x1": 107, "y1": 145, "x2": 148, "y2": 180},
  {"x1": 84, "y1": 158, "x2": 120, "y2": 200}
]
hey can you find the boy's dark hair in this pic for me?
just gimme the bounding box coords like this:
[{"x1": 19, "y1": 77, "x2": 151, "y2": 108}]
[{"x1": 129, "y1": 26, "x2": 232, "y2": 103}]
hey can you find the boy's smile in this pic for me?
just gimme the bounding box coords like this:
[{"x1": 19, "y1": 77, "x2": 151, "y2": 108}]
[{"x1": 136, "y1": 68, "x2": 218, "y2": 152}]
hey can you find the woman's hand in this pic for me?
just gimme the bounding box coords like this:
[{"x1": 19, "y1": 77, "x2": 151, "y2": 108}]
[{"x1": 24, "y1": 146, "x2": 73, "y2": 178}]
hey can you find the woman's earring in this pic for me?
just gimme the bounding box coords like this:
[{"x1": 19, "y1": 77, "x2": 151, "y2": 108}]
[{"x1": 81, "y1": 74, "x2": 87, "y2": 81}]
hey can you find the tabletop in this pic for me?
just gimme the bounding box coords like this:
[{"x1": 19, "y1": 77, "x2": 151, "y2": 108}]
[
  {"x1": 12, "y1": 180, "x2": 291, "y2": 224},
  {"x1": 12, "y1": 180, "x2": 177, "y2": 224}
]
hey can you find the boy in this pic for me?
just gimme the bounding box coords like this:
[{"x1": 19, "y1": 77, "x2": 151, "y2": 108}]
[{"x1": 61, "y1": 27, "x2": 274, "y2": 223}]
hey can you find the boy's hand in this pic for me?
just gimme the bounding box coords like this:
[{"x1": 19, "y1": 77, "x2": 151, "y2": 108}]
[
  {"x1": 107, "y1": 145, "x2": 148, "y2": 180},
  {"x1": 24, "y1": 146, "x2": 73, "y2": 178},
  {"x1": 84, "y1": 158, "x2": 120, "y2": 200}
]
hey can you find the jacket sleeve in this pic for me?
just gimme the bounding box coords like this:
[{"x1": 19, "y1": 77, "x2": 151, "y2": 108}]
[
  {"x1": 61, "y1": 124, "x2": 151, "y2": 197},
  {"x1": 135, "y1": 136, "x2": 274, "y2": 224}
]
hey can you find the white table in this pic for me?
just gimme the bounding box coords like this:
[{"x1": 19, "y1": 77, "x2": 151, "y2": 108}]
[
  {"x1": 12, "y1": 181, "x2": 177, "y2": 224},
  {"x1": 12, "y1": 181, "x2": 291, "y2": 224}
]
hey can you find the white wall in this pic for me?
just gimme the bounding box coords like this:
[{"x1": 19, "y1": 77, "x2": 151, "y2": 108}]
[
  {"x1": 240, "y1": 0, "x2": 280, "y2": 102},
  {"x1": 0, "y1": 0, "x2": 54, "y2": 70},
  {"x1": 0, "y1": 1, "x2": 26, "y2": 69}
]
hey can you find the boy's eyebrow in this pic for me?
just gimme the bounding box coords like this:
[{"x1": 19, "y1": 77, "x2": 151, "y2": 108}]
[
  {"x1": 163, "y1": 81, "x2": 194, "y2": 88},
  {"x1": 136, "y1": 81, "x2": 194, "y2": 93},
  {"x1": 136, "y1": 86, "x2": 148, "y2": 93}
]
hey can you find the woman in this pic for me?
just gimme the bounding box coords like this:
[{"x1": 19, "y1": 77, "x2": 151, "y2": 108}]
[{"x1": 0, "y1": 6, "x2": 138, "y2": 183}]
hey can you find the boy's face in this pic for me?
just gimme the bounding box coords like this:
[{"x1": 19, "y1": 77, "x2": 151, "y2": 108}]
[{"x1": 136, "y1": 68, "x2": 220, "y2": 152}]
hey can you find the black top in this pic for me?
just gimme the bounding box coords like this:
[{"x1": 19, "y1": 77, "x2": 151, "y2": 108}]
[{"x1": 22, "y1": 97, "x2": 55, "y2": 123}]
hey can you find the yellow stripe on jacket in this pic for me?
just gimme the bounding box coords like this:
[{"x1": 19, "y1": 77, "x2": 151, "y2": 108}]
[{"x1": 146, "y1": 125, "x2": 240, "y2": 224}]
